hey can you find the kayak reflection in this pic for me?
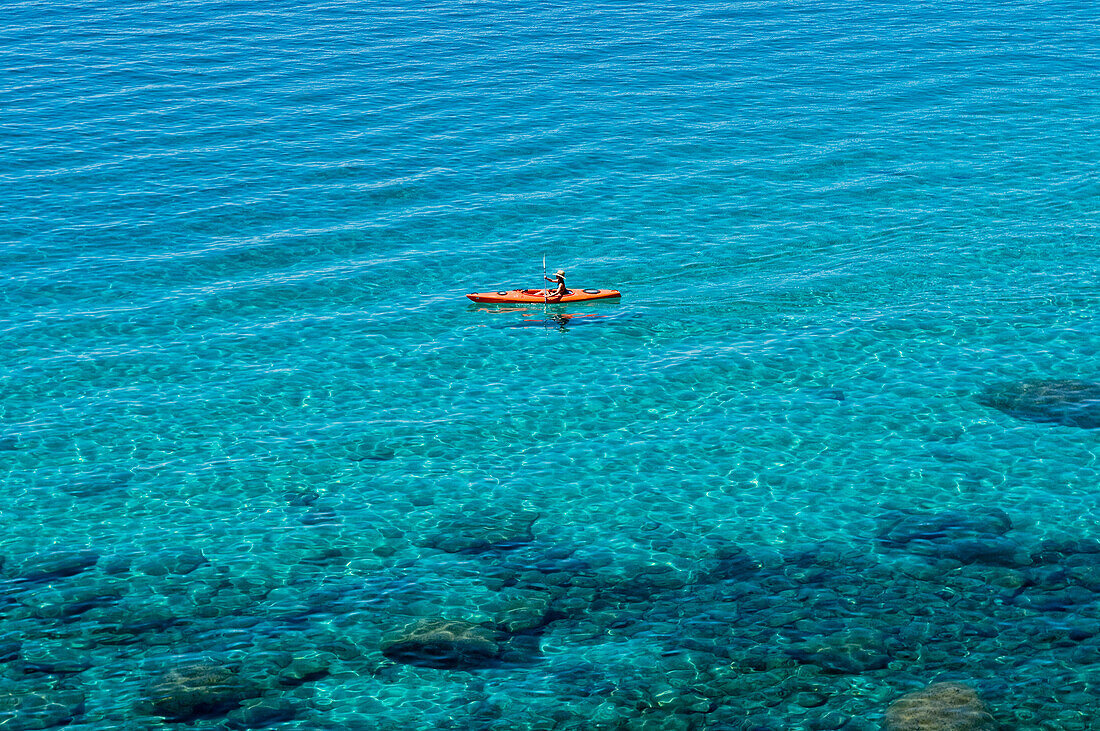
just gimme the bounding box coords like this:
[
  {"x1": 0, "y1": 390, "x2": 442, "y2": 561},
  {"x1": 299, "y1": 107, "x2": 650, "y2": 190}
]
[
  {"x1": 507, "y1": 313, "x2": 606, "y2": 331},
  {"x1": 469, "y1": 305, "x2": 612, "y2": 332}
]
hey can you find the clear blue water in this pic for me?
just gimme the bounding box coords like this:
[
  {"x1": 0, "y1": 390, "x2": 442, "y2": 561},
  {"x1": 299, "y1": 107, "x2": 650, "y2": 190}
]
[{"x1": 3, "y1": 0, "x2": 1100, "y2": 728}]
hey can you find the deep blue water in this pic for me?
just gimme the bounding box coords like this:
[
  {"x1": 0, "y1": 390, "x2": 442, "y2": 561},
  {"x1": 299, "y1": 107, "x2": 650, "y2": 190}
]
[{"x1": 2, "y1": 1, "x2": 1100, "y2": 728}]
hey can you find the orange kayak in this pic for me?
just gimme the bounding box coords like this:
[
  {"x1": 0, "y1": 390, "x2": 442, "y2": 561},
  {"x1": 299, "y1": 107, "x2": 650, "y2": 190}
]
[{"x1": 466, "y1": 288, "x2": 621, "y2": 304}]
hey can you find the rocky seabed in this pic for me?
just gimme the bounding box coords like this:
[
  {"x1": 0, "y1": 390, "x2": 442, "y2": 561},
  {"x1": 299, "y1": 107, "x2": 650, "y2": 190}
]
[{"x1": 1, "y1": 493, "x2": 1098, "y2": 730}]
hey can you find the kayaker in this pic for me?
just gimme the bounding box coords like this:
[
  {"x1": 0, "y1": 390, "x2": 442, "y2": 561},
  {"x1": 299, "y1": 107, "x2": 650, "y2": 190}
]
[{"x1": 544, "y1": 269, "x2": 567, "y2": 300}]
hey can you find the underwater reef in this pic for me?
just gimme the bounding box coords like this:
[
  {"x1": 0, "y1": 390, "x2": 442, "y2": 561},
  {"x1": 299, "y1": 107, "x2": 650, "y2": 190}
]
[
  {"x1": 0, "y1": 500, "x2": 1097, "y2": 730},
  {"x1": 884, "y1": 682, "x2": 994, "y2": 730}
]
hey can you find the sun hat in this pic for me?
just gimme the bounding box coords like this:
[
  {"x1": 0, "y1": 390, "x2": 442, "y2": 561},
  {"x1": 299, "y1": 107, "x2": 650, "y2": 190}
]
[{"x1": 555, "y1": 270, "x2": 565, "y2": 276}]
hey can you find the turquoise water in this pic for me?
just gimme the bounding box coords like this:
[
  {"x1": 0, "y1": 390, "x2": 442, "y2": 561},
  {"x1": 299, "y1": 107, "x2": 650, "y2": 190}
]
[{"x1": 3, "y1": 0, "x2": 1100, "y2": 728}]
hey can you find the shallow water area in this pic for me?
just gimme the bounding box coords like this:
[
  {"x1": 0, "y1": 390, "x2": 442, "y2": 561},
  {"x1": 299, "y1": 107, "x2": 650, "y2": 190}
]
[{"x1": 3, "y1": 0, "x2": 1100, "y2": 729}]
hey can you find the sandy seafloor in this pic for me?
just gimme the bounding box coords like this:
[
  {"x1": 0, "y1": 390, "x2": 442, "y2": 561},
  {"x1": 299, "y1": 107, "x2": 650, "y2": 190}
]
[{"x1": 2, "y1": 0, "x2": 1100, "y2": 728}]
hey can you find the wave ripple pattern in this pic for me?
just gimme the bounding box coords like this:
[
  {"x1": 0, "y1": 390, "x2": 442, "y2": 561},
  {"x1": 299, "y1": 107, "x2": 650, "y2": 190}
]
[{"x1": 2, "y1": 1, "x2": 1100, "y2": 729}]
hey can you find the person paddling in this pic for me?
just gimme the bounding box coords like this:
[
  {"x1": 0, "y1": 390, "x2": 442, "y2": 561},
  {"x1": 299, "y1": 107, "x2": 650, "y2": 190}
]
[{"x1": 544, "y1": 269, "x2": 568, "y2": 300}]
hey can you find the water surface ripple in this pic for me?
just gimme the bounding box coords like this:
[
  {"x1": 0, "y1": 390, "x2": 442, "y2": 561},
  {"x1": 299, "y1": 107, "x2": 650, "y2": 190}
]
[{"x1": 2, "y1": 1, "x2": 1100, "y2": 728}]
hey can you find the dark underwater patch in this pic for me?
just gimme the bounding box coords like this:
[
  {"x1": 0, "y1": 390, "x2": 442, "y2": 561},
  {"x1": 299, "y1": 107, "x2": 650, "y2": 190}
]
[
  {"x1": 978, "y1": 378, "x2": 1100, "y2": 428},
  {"x1": 61, "y1": 466, "x2": 133, "y2": 498},
  {"x1": 380, "y1": 618, "x2": 506, "y2": 670}
]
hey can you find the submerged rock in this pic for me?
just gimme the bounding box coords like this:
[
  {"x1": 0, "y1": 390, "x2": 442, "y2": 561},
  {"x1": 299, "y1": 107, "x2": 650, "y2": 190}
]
[
  {"x1": 226, "y1": 696, "x2": 298, "y2": 729},
  {"x1": 26, "y1": 583, "x2": 123, "y2": 621},
  {"x1": 1010, "y1": 584, "x2": 1096, "y2": 613},
  {"x1": 13, "y1": 549, "x2": 99, "y2": 584},
  {"x1": 91, "y1": 600, "x2": 184, "y2": 644},
  {"x1": 915, "y1": 536, "x2": 1028, "y2": 567},
  {"x1": 20, "y1": 643, "x2": 92, "y2": 675},
  {"x1": 877, "y1": 508, "x2": 1027, "y2": 565},
  {"x1": 484, "y1": 591, "x2": 555, "y2": 633},
  {"x1": 381, "y1": 618, "x2": 503, "y2": 669},
  {"x1": 878, "y1": 509, "x2": 1012, "y2": 546},
  {"x1": 284, "y1": 489, "x2": 319, "y2": 507},
  {"x1": 0, "y1": 642, "x2": 20, "y2": 663},
  {"x1": 978, "y1": 379, "x2": 1100, "y2": 428},
  {"x1": 0, "y1": 686, "x2": 85, "y2": 729},
  {"x1": 141, "y1": 663, "x2": 258, "y2": 721},
  {"x1": 788, "y1": 627, "x2": 890, "y2": 674},
  {"x1": 61, "y1": 466, "x2": 132, "y2": 498},
  {"x1": 885, "y1": 682, "x2": 994, "y2": 730},
  {"x1": 135, "y1": 546, "x2": 207, "y2": 576},
  {"x1": 709, "y1": 543, "x2": 762, "y2": 581},
  {"x1": 813, "y1": 388, "x2": 846, "y2": 401},
  {"x1": 276, "y1": 652, "x2": 333, "y2": 688},
  {"x1": 100, "y1": 552, "x2": 134, "y2": 575},
  {"x1": 421, "y1": 508, "x2": 539, "y2": 554},
  {"x1": 299, "y1": 507, "x2": 340, "y2": 526}
]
